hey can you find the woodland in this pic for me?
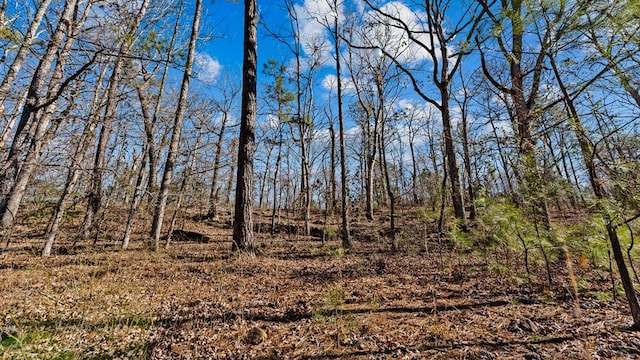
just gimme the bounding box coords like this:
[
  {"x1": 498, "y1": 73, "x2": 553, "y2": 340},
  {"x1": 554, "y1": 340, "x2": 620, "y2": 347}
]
[{"x1": 1, "y1": 0, "x2": 640, "y2": 359}]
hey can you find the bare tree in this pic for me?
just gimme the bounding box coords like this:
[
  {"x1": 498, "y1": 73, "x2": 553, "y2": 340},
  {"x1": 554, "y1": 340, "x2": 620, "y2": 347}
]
[
  {"x1": 362, "y1": 0, "x2": 486, "y2": 228},
  {"x1": 0, "y1": 0, "x2": 52, "y2": 121},
  {"x1": 82, "y1": 0, "x2": 152, "y2": 240},
  {"x1": 0, "y1": 0, "x2": 94, "y2": 233},
  {"x1": 331, "y1": 0, "x2": 351, "y2": 248},
  {"x1": 206, "y1": 74, "x2": 240, "y2": 219},
  {"x1": 150, "y1": 0, "x2": 202, "y2": 251}
]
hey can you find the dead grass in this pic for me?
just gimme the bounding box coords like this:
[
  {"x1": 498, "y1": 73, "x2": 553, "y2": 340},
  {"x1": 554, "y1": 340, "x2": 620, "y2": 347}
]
[{"x1": 1, "y1": 207, "x2": 639, "y2": 359}]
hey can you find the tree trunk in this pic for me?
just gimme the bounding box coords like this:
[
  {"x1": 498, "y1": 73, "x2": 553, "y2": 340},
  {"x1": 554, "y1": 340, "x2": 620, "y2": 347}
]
[
  {"x1": 150, "y1": 0, "x2": 201, "y2": 250},
  {"x1": 441, "y1": 91, "x2": 466, "y2": 227},
  {"x1": 226, "y1": 138, "x2": 237, "y2": 205},
  {"x1": 82, "y1": 0, "x2": 150, "y2": 240},
  {"x1": 301, "y1": 140, "x2": 311, "y2": 236},
  {"x1": 232, "y1": 0, "x2": 258, "y2": 253},
  {"x1": 333, "y1": 5, "x2": 351, "y2": 248},
  {"x1": 458, "y1": 84, "x2": 476, "y2": 220},
  {"x1": 0, "y1": 0, "x2": 81, "y2": 232},
  {"x1": 380, "y1": 118, "x2": 396, "y2": 251},
  {"x1": 365, "y1": 136, "x2": 376, "y2": 221},
  {"x1": 0, "y1": 0, "x2": 53, "y2": 116},
  {"x1": 408, "y1": 129, "x2": 420, "y2": 205},
  {"x1": 329, "y1": 114, "x2": 337, "y2": 214},
  {"x1": 258, "y1": 141, "x2": 274, "y2": 208},
  {"x1": 270, "y1": 131, "x2": 283, "y2": 234},
  {"x1": 43, "y1": 61, "x2": 108, "y2": 256},
  {"x1": 207, "y1": 111, "x2": 229, "y2": 218},
  {"x1": 509, "y1": 2, "x2": 552, "y2": 231}
]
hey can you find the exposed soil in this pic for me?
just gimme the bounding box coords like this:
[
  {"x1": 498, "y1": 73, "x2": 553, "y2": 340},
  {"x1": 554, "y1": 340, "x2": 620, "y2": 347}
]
[{"x1": 1, "y1": 208, "x2": 639, "y2": 359}]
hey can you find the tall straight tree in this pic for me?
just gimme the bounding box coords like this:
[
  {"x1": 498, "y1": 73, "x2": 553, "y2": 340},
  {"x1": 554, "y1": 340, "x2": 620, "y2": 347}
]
[
  {"x1": 331, "y1": 0, "x2": 351, "y2": 248},
  {"x1": 232, "y1": 0, "x2": 258, "y2": 253},
  {"x1": 279, "y1": 0, "x2": 320, "y2": 236},
  {"x1": 150, "y1": 0, "x2": 202, "y2": 251}
]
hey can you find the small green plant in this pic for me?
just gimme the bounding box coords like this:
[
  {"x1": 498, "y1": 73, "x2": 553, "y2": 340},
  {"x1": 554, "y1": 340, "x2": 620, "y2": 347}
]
[
  {"x1": 309, "y1": 246, "x2": 345, "y2": 257},
  {"x1": 0, "y1": 330, "x2": 78, "y2": 360},
  {"x1": 413, "y1": 208, "x2": 436, "y2": 220},
  {"x1": 488, "y1": 259, "x2": 509, "y2": 275},
  {"x1": 594, "y1": 291, "x2": 613, "y2": 302},
  {"x1": 313, "y1": 285, "x2": 346, "y2": 319},
  {"x1": 322, "y1": 227, "x2": 337, "y2": 240},
  {"x1": 563, "y1": 215, "x2": 608, "y2": 269},
  {"x1": 425, "y1": 316, "x2": 449, "y2": 341},
  {"x1": 370, "y1": 295, "x2": 380, "y2": 310},
  {"x1": 330, "y1": 247, "x2": 345, "y2": 257},
  {"x1": 326, "y1": 286, "x2": 345, "y2": 308},
  {"x1": 1, "y1": 334, "x2": 18, "y2": 347}
]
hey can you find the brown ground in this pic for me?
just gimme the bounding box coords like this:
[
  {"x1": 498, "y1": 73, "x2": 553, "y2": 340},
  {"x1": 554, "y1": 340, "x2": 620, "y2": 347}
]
[{"x1": 1, "y1": 207, "x2": 639, "y2": 359}]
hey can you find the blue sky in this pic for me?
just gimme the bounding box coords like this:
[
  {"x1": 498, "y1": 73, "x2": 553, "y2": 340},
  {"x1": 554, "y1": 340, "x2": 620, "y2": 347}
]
[
  {"x1": 191, "y1": 0, "x2": 447, "y2": 151},
  {"x1": 197, "y1": 1, "x2": 307, "y2": 82}
]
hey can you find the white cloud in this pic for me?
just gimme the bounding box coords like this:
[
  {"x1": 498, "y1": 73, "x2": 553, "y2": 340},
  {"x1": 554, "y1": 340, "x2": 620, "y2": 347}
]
[
  {"x1": 397, "y1": 98, "x2": 440, "y2": 122},
  {"x1": 293, "y1": 0, "x2": 345, "y2": 63},
  {"x1": 194, "y1": 52, "x2": 222, "y2": 83},
  {"x1": 266, "y1": 114, "x2": 280, "y2": 129},
  {"x1": 358, "y1": 1, "x2": 435, "y2": 64},
  {"x1": 285, "y1": 0, "x2": 444, "y2": 75},
  {"x1": 295, "y1": 0, "x2": 337, "y2": 39},
  {"x1": 321, "y1": 73, "x2": 356, "y2": 94}
]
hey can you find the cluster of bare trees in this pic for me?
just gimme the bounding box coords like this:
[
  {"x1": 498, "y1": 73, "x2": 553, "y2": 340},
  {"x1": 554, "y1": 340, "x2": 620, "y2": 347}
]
[
  {"x1": 0, "y1": 0, "x2": 238, "y2": 254},
  {"x1": 0, "y1": 0, "x2": 639, "y2": 326}
]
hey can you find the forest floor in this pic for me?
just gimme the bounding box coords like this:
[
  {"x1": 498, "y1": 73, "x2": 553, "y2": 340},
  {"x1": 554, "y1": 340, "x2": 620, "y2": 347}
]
[{"x1": 1, "y1": 207, "x2": 640, "y2": 359}]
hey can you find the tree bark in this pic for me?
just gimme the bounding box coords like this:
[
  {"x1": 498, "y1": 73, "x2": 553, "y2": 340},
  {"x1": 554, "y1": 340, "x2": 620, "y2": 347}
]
[
  {"x1": 43, "y1": 61, "x2": 109, "y2": 256},
  {"x1": 150, "y1": 0, "x2": 201, "y2": 250},
  {"x1": 232, "y1": 0, "x2": 258, "y2": 253},
  {"x1": 333, "y1": 4, "x2": 351, "y2": 248},
  {"x1": 82, "y1": 0, "x2": 150, "y2": 240},
  {"x1": 0, "y1": 0, "x2": 81, "y2": 231},
  {"x1": 0, "y1": 0, "x2": 53, "y2": 117}
]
